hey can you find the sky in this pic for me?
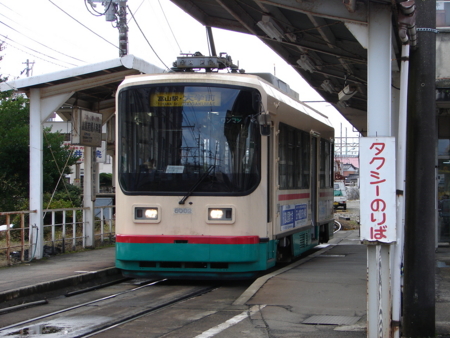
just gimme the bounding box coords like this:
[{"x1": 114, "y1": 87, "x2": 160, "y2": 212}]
[{"x1": 0, "y1": 0, "x2": 359, "y2": 137}]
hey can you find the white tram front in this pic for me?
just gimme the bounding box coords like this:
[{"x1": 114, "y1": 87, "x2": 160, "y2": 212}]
[{"x1": 115, "y1": 70, "x2": 334, "y2": 279}]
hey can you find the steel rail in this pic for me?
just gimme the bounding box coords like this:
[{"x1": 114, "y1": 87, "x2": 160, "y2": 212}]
[
  {"x1": 77, "y1": 285, "x2": 217, "y2": 338},
  {"x1": 0, "y1": 279, "x2": 167, "y2": 332}
]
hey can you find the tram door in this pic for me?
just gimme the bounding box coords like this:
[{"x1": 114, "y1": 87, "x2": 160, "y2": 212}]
[{"x1": 310, "y1": 135, "x2": 319, "y2": 227}]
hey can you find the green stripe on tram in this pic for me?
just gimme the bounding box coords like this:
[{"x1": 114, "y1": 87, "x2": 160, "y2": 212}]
[{"x1": 116, "y1": 241, "x2": 277, "y2": 272}]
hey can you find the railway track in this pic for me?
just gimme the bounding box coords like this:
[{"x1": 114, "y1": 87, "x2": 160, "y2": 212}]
[
  {"x1": 0, "y1": 279, "x2": 216, "y2": 337},
  {"x1": 0, "y1": 239, "x2": 338, "y2": 337}
]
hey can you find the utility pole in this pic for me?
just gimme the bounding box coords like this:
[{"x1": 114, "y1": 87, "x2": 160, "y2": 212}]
[
  {"x1": 87, "y1": 0, "x2": 128, "y2": 57},
  {"x1": 0, "y1": 41, "x2": 5, "y2": 63},
  {"x1": 403, "y1": 0, "x2": 437, "y2": 336},
  {"x1": 21, "y1": 59, "x2": 34, "y2": 77},
  {"x1": 117, "y1": 1, "x2": 128, "y2": 57}
]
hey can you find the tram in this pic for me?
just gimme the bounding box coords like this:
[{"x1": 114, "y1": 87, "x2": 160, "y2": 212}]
[{"x1": 115, "y1": 54, "x2": 334, "y2": 279}]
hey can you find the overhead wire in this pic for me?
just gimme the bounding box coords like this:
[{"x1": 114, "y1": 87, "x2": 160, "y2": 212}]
[
  {"x1": 158, "y1": 0, "x2": 182, "y2": 53},
  {"x1": 0, "y1": 34, "x2": 72, "y2": 69},
  {"x1": 0, "y1": 6, "x2": 88, "y2": 64},
  {"x1": 48, "y1": 0, "x2": 120, "y2": 51},
  {"x1": 127, "y1": 0, "x2": 146, "y2": 24},
  {"x1": 0, "y1": 20, "x2": 86, "y2": 64},
  {"x1": 0, "y1": 2, "x2": 20, "y2": 15},
  {"x1": 127, "y1": 5, "x2": 169, "y2": 70}
]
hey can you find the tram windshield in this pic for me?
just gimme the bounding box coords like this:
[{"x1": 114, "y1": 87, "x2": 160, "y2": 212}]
[{"x1": 118, "y1": 84, "x2": 261, "y2": 195}]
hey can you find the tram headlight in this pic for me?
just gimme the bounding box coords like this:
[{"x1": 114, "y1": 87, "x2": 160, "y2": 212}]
[
  {"x1": 145, "y1": 209, "x2": 158, "y2": 219},
  {"x1": 135, "y1": 207, "x2": 159, "y2": 220},
  {"x1": 208, "y1": 208, "x2": 232, "y2": 220},
  {"x1": 210, "y1": 209, "x2": 224, "y2": 219}
]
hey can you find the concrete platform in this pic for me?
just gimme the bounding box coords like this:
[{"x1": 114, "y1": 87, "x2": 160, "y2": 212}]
[
  {"x1": 232, "y1": 230, "x2": 368, "y2": 337},
  {"x1": 0, "y1": 247, "x2": 119, "y2": 304}
]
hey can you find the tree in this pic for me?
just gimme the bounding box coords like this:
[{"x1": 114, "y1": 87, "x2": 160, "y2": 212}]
[
  {"x1": 42, "y1": 126, "x2": 80, "y2": 194},
  {"x1": 100, "y1": 172, "x2": 113, "y2": 191},
  {"x1": 0, "y1": 90, "x2": 30, "y2": 212},
  {"x1": 0, "y1": 89, "x2": 80, "y2": 212}
]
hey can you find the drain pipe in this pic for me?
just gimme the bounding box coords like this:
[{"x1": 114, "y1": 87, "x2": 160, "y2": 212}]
[{"x1": 392, "y1": 2, "x2": 416, "y2": 338}]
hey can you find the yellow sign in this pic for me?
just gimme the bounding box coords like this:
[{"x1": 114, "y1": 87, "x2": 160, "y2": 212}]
[{"x1": 150, "y1": 92, "x2": 221, "y2": 107}]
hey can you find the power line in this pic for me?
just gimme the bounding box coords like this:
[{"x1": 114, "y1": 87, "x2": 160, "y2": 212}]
[
  {"x1": 0, "y1": 7, "x2": 87, "y2": 61},
  {"x1": 48, "y1": 0, "x2": 120, "y2": 51},
  {"x1": 0, "y1": 20, "x2": 86, "y2": 64},
  {"x1": 127, "y1": 0, "x2": 145, "y2": 24},
  {"x1": 0, "y1": 34, "x2": 75, "y2": 68},
  {"x1": 0, "y1": 3, "x2": 20, "y2": 16},
  {"x1": 158, "y1": 0, "x2": 182, "y2": 53},
  {"x1": 127, "y1": 5, "x2": 169, "y2": 70},
  {"x1": 1, "y1": 39, "x2": 70, "y2": 69}
]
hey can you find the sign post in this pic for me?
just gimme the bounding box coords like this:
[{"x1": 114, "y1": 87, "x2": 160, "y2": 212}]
[
  {"x1": 361, "y1": 138, "x2": 396, "y2": 337},
  {"x1": 71, "y1": 108, "x2": 103, "y2": 247}
]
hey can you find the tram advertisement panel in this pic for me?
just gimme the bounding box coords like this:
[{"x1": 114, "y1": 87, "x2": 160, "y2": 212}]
[{"x1": 281, "y1": 204, "x2": 308, "y2": 231}]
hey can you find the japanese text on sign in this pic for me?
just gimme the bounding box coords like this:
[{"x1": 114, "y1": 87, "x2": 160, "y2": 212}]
[
  {"x1": 150, "y1": 92, "x2": 221, "y2": 107},
  {"x1": 64, "y1": 142, "x2": 107, "y2": 164},
  {"x1": 71, "y1": 109, "x2": 102, "y2": 147},
  {"x1": 280, "y1": 204, "x2": 308, "y2": 231},
  {"x1": 360, "y1": 137, "x2": 396, "y2": 243}
]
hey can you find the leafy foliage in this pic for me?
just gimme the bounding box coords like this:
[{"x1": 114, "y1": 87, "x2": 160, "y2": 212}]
[
  {"x1": 43, "y1": 127, "x2": 80, "y2": 193},
  {"x1": 0, "y1": 89, "x2": 80, "y2": 212},
  {"x1": 45, "y1": 184, "x2": 83, "y2": 209},
  {"x1": 0, "y1": 172, "x2": 25, "y2": 213},
  {"x1": 0, "y1": 91, "x2": 30, "y2": 213},
  {"x1": 100, "y1": 173, "x2": 112, "y2": 187},
  {"x1": 0, "y1": 91, "x2": 29, "y2": 193}
]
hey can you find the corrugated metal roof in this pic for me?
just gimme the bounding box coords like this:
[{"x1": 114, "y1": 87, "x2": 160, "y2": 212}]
[
  {"x1": 171, "y1": 0, "x2": 403, "y2": 136},
  {"x1": 0, "y1": 55, "x2": 164, "y2": 122}
]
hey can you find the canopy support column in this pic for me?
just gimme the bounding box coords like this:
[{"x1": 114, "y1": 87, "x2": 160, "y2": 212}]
[
  {"x1": 29, "y1": 88, "x2": 44, "y2": 259},
  {"x1": 366, "y1": 3, "x2": 393, "y2": 337}
]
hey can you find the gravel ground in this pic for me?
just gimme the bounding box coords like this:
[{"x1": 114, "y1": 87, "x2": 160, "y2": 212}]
[{"x1": 334, "y1": 199, "x2": 360, "y2": 230}]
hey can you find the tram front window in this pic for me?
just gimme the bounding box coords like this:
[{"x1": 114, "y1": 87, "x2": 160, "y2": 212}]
[{"x1": 118, "y1": 84, "x2": 261, "y2": 195}]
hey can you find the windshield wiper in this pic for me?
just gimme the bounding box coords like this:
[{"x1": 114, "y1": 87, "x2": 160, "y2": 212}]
[{"x1": 179, "y1": 165, "x2": 215, "y2": 205}]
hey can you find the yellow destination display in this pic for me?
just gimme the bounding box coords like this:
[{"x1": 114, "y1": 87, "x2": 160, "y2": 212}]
[{"x1": 150, "y1": 92, "x2": 221, "y2": 107}]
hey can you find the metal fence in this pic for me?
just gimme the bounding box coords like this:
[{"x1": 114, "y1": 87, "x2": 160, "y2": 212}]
[{"x1": 0, "y1": 204, "x2": 115, "y2": 267}]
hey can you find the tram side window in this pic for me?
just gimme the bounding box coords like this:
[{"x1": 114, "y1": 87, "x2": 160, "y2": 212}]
[
  {"x1": 278, "y1": 123, "x2": 310, "y2": 190},
  {"x1": 320, "y1": 139, "x2": 333, "y2": 188}
]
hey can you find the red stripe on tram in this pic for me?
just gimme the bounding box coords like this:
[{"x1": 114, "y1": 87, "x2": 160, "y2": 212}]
[
  {"x1": 278, "y1": 193, "x2": 310, "y2": 201},
  {"x1": 116, "y1": 235, "x2": 261, "y2": 244}
]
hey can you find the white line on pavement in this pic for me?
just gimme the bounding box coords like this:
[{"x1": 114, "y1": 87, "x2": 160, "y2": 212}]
[{"x1": 194, "y1": 304, "x2": 267, "y2": 338}]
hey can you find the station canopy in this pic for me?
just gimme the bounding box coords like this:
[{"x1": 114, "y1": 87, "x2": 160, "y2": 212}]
[
  {"x1": 0, "y1": 55, "x2": 164, "y2": 123},
  {"x1": 171, "y1": 0, "x2": 405, "y2": 136}
]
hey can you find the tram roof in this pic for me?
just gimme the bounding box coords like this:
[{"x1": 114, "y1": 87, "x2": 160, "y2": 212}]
[{"x1": 170, "y1": 0, "x2": 403, "y2": 137}]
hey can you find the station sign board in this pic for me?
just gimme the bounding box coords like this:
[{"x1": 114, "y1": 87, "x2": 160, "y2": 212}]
[
  {"x1": 64, "y1": 141, "x2": 107, "y2": 164},
  {"x1": 71, "y1": 108, "x2": 102, "y2": 147},
  {"x1": 360, "y1": 137, "x2": 396, "y2": 243}
]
